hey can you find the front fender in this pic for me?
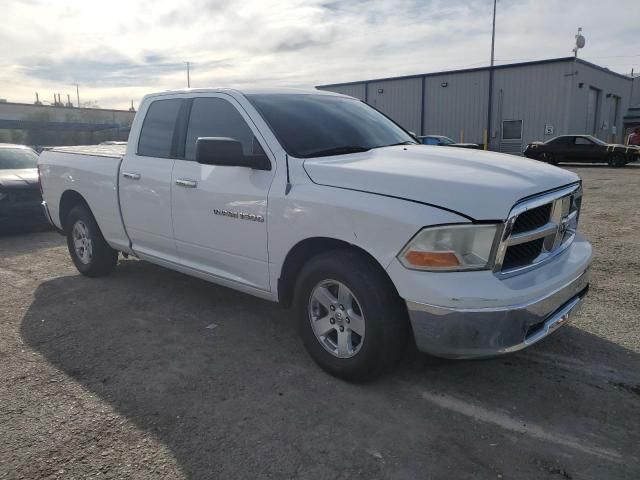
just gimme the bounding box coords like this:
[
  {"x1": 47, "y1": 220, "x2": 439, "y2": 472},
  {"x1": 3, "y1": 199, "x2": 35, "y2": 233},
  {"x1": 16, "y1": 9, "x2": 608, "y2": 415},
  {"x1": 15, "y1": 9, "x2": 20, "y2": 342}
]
[{"x1": 267, "y1": 182, "x2": 470, "y2": 297}]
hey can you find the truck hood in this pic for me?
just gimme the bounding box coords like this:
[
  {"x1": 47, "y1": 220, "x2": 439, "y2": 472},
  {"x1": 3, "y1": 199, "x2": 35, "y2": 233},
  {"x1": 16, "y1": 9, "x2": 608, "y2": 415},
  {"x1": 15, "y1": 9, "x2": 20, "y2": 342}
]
[
  {"x1": 0, "y1": 168, "x2": 39, "y2": 189},
  {"x1": 302, "y1": 145, "x2": 580, "y2": 220}
]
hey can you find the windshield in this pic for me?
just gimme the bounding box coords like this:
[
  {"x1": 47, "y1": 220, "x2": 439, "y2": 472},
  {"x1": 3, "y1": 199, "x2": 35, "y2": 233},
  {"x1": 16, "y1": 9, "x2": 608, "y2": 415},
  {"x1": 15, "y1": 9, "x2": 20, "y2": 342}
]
[
  {"x1": 0, "y1": 147, "x2": 39, "y2": 170},
  {"x1": 440, "y1": 136, "x2": 455, "y2": 145},
  {"x1": 246, "y1": 94, "x2": 416, "y2": 158}
]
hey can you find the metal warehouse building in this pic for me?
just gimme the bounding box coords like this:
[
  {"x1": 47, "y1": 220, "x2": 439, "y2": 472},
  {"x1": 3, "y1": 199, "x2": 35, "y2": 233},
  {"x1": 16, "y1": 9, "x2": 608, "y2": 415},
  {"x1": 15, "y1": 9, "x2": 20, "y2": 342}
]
[
  {"x1": 317, "y1": 57, "x2": 640, "y2": 154},
  {"x1": 0, "y1": 101, "x2": 135, "y2": 146}
]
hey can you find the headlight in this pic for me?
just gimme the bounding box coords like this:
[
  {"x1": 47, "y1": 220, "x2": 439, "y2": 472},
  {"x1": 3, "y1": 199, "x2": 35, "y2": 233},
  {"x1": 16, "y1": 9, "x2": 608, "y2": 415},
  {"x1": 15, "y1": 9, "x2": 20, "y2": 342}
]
[{"x1": 398, "y1": 224, "x2": 500, "y2": 271}]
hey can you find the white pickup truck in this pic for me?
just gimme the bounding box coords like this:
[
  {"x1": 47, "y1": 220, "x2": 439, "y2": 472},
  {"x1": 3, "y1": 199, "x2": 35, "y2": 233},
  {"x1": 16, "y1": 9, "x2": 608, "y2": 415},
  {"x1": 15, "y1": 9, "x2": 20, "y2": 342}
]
[{"x1": 39, "y1": 88, "x2": 592, "y2": 380}]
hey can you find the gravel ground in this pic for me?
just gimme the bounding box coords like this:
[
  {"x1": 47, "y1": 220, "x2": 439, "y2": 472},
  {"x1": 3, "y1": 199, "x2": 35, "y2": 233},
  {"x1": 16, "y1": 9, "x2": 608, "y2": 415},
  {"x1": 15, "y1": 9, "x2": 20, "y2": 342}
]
[{"x1": 1, "y1": 164, "x2": 639, "y2": 480}]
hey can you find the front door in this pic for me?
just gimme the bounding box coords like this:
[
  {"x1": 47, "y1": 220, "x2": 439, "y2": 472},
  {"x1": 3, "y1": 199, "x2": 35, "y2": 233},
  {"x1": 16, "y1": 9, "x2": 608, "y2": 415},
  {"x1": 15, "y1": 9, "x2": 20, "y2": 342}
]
[
  {"x1": 567, "y1": 136, "x2": 598, "y2": 162},
  {"x1": 171, "y1": 95, "x2": 274, "y2": 292},
  {"x1": 119, "y1": 98, "x2": 183, "y2": 259}
]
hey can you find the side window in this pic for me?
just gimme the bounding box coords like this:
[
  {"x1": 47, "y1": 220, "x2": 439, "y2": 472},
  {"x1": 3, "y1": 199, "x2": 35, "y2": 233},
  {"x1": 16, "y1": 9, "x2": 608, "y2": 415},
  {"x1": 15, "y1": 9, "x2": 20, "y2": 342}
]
[
  {"x1": 138, "y1": 99, "x2": 183, "y2": 158},
  {"x1": 425, "y1": 137, "x2": 439, "y2": 145},
  {"x1": 574, "y1": 137, "x2": 592, "y2": 146},
  {"x1": 185, "y1": 97, "x2": 265, "y2": 162}
]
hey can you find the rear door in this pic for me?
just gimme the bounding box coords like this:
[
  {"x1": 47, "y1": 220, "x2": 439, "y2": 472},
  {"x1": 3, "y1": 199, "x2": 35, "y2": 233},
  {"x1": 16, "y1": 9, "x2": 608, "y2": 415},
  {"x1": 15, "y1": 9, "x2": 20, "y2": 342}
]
[
  {"x1": 170, "y1": 94, "x2": 275, "y2": 292},
  {"x1": 119, "y1": 97, "x2": 182, "y2": 259}
]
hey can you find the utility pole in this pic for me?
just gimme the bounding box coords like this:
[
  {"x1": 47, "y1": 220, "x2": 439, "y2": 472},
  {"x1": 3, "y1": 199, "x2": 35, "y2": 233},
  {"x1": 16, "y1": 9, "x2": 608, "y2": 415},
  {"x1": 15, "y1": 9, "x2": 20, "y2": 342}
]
[
  {"x1": 186, "y1": 62, "x2": 191, "y2": 88},
  {"x1": 71, "y1": 83, "x2": 80, "y2": 108},
  {"x1": 485, "y1": 0, "x2": 497, "y2": 151},
  {"x1": 563, "y1": 28, "x2": 585, "y2": 134}
]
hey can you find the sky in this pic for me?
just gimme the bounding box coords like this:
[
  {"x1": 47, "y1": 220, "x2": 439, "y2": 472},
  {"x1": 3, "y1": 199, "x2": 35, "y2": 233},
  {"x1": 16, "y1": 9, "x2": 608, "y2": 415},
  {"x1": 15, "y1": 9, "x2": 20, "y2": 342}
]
[{"x1": 1, "y1": 0, "x2": 638, "y2": 110}]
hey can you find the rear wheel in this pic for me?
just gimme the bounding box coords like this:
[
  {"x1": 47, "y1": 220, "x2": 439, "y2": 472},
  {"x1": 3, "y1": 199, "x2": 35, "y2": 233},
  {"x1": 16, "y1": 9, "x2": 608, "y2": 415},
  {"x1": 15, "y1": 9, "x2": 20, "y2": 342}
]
[
  {"x1": 293, "y1": 250, "x2": 409, "y2": 381},
  {"x1": 539, "y1": 152, "x2": 557, "y2": 165},
  {"x1": 607, "y1": 153, "x2": 625, "y2": 168},
  {"x1": 65, "y1": 204, "x2": 118, "y2": 277}
]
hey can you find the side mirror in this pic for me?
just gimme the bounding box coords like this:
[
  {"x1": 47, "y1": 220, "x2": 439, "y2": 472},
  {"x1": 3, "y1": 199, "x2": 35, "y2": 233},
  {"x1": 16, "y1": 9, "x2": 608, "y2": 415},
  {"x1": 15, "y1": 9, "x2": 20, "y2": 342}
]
[{"x1": 195, "y1": 137, "x2": 270, "y2": 170}]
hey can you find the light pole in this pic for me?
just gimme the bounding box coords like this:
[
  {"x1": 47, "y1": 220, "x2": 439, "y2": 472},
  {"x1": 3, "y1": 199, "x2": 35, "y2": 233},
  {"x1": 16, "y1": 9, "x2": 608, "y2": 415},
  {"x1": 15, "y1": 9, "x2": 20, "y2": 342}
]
[
  {"x1": 485, "y1": 0, "x2": 497, "y2": 150},
  {"x1": 563, "y1": 28, "x2": 585, "y2": 135},
  {"x1": 186, "y1": 62, "x2": 191, "y2": 88}
]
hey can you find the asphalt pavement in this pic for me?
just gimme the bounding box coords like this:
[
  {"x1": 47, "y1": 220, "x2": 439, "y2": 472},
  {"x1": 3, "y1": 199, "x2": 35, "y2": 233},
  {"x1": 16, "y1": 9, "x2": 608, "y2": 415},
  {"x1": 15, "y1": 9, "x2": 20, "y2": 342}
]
[{"x1": 1, "y1": 165, "x2": 638, "y2": 479}]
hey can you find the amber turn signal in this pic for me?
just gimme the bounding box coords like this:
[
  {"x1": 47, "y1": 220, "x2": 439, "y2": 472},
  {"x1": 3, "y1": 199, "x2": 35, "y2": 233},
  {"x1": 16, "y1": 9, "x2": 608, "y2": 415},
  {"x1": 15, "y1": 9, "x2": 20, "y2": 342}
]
[{"x1": 404, "y1": 251, "x2": 460, "y2": 268}]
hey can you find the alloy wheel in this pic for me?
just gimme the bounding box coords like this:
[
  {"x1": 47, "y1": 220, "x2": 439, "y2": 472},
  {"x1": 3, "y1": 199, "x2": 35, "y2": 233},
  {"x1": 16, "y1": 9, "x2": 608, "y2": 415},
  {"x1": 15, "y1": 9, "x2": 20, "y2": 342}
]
[
  {"x1": 308, "y1": 279, "x2": 366, "y2": 358},
  {"x1": 72, "y1": 220, "x2": 93, "y2": 265}
]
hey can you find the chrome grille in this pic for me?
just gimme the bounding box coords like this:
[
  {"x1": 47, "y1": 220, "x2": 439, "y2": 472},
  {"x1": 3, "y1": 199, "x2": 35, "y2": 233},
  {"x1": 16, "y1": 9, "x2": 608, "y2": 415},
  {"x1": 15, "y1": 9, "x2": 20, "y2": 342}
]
[
  {"x1": 503, "y1": 237, "x2": 545, "y2": 269},
  {"x1": 511, "y1": 203, "x2": 552, "y2": 234},
  {"x1": 495, "y1": 183, "x2": 582, "y2": 276}
]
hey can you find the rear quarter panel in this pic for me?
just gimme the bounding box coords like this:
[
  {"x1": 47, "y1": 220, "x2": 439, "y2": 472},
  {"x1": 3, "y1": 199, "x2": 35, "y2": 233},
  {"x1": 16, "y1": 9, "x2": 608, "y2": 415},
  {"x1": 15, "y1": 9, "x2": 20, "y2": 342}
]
[{"x1": 38, "y1": 151, "x2": 130, "y2": 251}]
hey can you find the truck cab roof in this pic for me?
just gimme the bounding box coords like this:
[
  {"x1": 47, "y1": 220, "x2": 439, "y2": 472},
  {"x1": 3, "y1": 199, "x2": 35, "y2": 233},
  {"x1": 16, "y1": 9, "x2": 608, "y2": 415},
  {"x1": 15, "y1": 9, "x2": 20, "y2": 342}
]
[{"x1": 142, "y1": 87, "x2": 350, "y2": 101}]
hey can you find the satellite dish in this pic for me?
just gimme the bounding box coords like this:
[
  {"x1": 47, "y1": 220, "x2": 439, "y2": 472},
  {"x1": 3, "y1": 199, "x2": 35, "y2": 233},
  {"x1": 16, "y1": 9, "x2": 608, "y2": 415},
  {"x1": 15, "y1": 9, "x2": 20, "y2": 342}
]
[{"x1": 572, "y1": 27, "x2": 586, "y2": 57}]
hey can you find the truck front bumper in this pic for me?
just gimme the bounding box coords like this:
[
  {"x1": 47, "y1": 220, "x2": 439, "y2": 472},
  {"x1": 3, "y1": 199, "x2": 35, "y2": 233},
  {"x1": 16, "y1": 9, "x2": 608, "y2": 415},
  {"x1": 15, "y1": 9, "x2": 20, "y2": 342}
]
[{"x1": 390, "y1": 234, "x2": 593, "y2": 359}]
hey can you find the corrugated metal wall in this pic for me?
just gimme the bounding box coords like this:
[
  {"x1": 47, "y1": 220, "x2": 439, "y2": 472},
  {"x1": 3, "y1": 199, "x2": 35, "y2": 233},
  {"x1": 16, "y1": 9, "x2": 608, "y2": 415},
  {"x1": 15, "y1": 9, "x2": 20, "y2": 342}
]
[
  {"x1": 568, "y1": 62, "x2": 633, "y2": 143},
  {"x1": 632, "y1": 77, "x2": 640, "y2": 106},
  {"x1": 424, "y1": 70, "x2": 488, "y2": 143},
  {"x1": 318, "y1": 59, "x2": 634, "y2": 152},
  {"x1": 318, "y1": 83, "x2": 366, "y2": 101},
  {"x1": 490, "y1": 62, "x2": 570, "y2": 151},
  {"x1": 366, "y1": 78, "x2": 423, "y2": 134}
]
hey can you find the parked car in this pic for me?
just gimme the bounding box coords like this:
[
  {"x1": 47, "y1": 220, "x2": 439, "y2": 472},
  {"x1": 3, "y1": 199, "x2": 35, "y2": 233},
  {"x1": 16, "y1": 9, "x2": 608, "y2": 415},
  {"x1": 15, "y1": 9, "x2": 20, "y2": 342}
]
[
  {"x1": 0, "y1": 144, "x2": 48, "y2": 231},
  {"x1": 38, "y1": 89, "x2": 592, "y2": 381},
  {"x1": 32, "y1": 146, "x2": 55, "y2": 154},
  {"x1": 524, "y1": 134, "x2": 640, "y2": 167},
  {"x1": 418, "y1": 135, "x2": 480, "y2": 149}
]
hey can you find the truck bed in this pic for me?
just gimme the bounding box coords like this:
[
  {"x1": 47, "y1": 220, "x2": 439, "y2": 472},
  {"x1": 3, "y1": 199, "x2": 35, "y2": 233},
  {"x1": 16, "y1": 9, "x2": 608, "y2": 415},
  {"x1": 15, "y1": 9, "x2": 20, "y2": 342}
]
[
  {"x1": 39, "y1": 144, "x2": 131, "y2": 253},
  {"x1": 49, "y1": 144, "x2": 127, "y2": 158}
]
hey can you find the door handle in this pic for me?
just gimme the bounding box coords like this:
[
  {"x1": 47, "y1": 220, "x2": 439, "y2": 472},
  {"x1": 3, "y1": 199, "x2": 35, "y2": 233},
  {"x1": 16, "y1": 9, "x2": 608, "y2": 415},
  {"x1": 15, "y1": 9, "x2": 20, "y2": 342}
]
[
  {"x1": 122, "y1": 171, "x2": 141, "y2": 180},
  {"x1": 175, "y1": 178, "x2": 198, "y2": 188}
]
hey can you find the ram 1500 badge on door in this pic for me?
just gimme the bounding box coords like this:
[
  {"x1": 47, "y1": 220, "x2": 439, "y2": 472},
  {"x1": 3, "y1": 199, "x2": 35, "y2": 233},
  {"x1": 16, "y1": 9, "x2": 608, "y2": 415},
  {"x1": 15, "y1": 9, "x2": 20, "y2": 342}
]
[{"x1": 38, "y1": 89, "x2": 592, "y2": 381}]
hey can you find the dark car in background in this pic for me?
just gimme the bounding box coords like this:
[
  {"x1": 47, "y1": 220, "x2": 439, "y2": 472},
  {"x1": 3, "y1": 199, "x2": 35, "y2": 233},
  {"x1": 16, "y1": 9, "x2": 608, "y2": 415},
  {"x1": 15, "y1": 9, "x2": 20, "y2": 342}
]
[
  {"x1": 524, "y1": 134, "x2": 640, "y2": 167},
  {"x1": 418, "y1": 135, "x2": 481, "y2": 149},
  {"x1": 0, "y1": 144, "x2": 48, "y2": 232}
]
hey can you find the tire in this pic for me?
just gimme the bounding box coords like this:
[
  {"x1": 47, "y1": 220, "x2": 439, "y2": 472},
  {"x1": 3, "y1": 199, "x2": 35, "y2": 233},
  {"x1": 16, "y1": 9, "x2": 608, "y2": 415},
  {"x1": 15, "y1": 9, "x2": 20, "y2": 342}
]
[
  {"x1": 293, "y1": 249, "x2": 409, "y2": 381},
  {"x1": 539, "y1": 152, "x2": 557, "y2": 165},
  {"x1": 607, "y1": 153, "x2": 625, "y2": 168},
  {"x1": 65, "y1": 204, "x2": 118, "y2": 277}
]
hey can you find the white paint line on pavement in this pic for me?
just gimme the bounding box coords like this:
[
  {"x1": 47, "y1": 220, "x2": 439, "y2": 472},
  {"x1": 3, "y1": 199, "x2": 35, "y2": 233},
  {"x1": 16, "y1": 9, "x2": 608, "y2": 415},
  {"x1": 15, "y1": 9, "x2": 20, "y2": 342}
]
[{"x1": 420, "y1": 391, "x2": 623, "y2": 463}]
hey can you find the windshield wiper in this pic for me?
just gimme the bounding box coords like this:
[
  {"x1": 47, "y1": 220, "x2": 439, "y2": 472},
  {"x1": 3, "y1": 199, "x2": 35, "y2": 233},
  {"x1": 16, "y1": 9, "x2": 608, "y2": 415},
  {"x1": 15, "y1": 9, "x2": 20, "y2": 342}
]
[
  {"x1": 304, "y1": 146, "x2": 371, "y2": 158},
  {"x1": 372, "y1": 141, "x2": 417, "y2": 149}
]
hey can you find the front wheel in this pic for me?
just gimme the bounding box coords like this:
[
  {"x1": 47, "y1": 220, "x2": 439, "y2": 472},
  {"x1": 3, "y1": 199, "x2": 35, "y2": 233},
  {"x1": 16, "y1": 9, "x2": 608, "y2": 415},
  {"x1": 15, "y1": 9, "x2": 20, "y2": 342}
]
[
  {"x1": 539, "y1": 152, "x2": 557, "y2": 165},
  {"x1": 294, "y1": 250, "x2": 409, "y2": 381},
  {"x1": 65, "y1": 204, "x2": 118, "y2": 277}
]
